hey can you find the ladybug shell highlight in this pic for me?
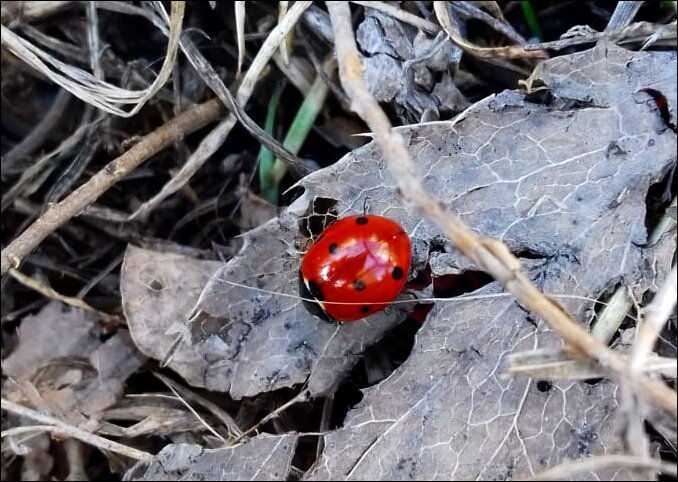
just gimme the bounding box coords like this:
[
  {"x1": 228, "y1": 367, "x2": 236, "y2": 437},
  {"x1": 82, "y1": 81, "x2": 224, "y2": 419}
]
[{"x1": 299, "y1": 214, "x2": 411, "y2": 322}]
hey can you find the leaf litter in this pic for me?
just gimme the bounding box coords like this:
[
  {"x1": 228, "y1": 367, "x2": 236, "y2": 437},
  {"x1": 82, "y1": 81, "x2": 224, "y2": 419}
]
[
  {"x1": 120, "y1": 42, "x2": 677, "y2": 479},
  {"x1": 2, "y1": 301, "x2": 146, "y2": 479}
]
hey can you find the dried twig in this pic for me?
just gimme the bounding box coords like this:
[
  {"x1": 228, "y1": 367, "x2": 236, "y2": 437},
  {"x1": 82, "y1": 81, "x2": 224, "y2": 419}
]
[
  {"x1": 525, "y1": 21, "x2": 677, "y2": 51},
  {"x1": 153, "y1": 372, "x2": 243, "y2": 440},
  {"x1": 0, "y1": 98, "x2": 224, "y2": 275},
  {"x1": 8, "y1": 268, "x2": 119, "y2": 322},
  {"x1": 525, "y1": 454, "x2": 677, "y2": 480},
  {"x1": 433, "y1": 2, "x2": 547, "y2": 59},
  {"x1": 1, "y1": 399, "x2": 154, "y2": 462},
  {"x1": 0, "y1": 1, "x2": 76, "y2": 25},
  {"x1": 232, "y1": 390, "x2": 310, "y2": 444},
  {"x1": 350, "y1": 1, "x2": 439, "y2": 34},
  {"x1": 235, "y1": 1, "x2": 245, "y2": 76},
  {"x1": 2, "y1": 88, "x2": 72, "y2": 171},
  {"x1": 0, "y1": 2, "x2": 183, "y2": 117},
  {"x1": 127, "y1": 0, "x2": 313, "y2": 221},
  {"x1": 326, "y1": 1, "x2": 677, "y2": 417},
  {"x1": 630, "y1": 265, "x2": 677, "y2": 374}
]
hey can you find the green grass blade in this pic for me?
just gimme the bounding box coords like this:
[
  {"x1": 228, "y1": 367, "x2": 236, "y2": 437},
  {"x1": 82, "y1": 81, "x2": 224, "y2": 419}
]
[
  {"x1": 258, "y1": 83, "x2": 285, "y2": 203},
  {"x1": 270, "y1": 74, "x2": 329, "y2": 191},
  {"x1": 520, "y1": 1, "x2": 543, "y2": 41}
]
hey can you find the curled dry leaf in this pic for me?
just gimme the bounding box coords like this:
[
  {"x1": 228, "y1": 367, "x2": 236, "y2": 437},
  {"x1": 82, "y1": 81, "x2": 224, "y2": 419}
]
[
  {"x1": 4, "y1": 302, "x2": 145, "y2": 423},
  {"x1": 3, "y1": 301, "x2": 146, "y2": 475},
  {"x1": 124, "y1": 434, "x2": 297, "y2": 481},
  {"x1": 356, "y1": 8, "x2": 467, "y2": 121},
  {"x1": 305, "y1": 43, "x2": 676, "y2": 480},
  {"x1": 121, "y1": 42, "x2": 675, "y2": 479}
]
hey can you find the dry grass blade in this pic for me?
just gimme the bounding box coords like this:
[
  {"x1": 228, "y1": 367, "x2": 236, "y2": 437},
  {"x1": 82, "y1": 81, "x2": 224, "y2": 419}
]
[
  {"x1": 0, "y1": 98, "x2": 224, "y2": 275},
  {"x1": 525, "y1": 21, "x2": 678, "y2": 51},
  {"x1": 86, "y1": 1, "x2": 103, "y2": 79},
  {"x1": 0, "y1": 1, "x2": 76, "y2": 24},
  {"x1": 433, "y1": 1, "x2": 547, "y2": 59},
  {"x1": 350, "y1": 1, "x2": 439, "y2": 34},
  {"x1": 0, "y1": 1, "x2": 184, "y2": 117},
  {"x1": 630, "y1": 264, "x2": 677, "y2": 373},
  {"x1": 507, "y1": 349, "x2": 677, "y2": 379},
  {"x1": 326, "y1": 1, "x2": 677, "y2": 417},
  {"x1": 8, "y1": 268, "x2": 119, "y2": 323},
  {"x1": 278, "y1": 1, "x2": 291, "y2": 65},
  {"x1": 525, "y1": 454, "x2": 677, "y2": 480},
  {"x1": 235, "y1": 1, "x2": 245, "y2": 76},
  {"x1": 0, "y1": 399, "x2": 154, "y2": 462},
  {"x1": 153, "y1": 372, "x2": 243, "y2": 440},
  {"x1": 126, "y1": 0, "x2": 313, "y2": 221},
  {"x1": 2, "y1": 88, "x2": 72, "y2": 170},
  {"x1": 164, "y1": 23, "x2": 311, "y2": 179}
]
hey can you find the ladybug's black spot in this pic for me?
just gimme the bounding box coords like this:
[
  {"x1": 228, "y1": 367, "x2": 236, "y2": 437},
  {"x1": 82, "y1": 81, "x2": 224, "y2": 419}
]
[
  {"x1": 298, "y1": 270, "x2": 333, "y2": 322},
  {"x1": 329, "y1": 242, "x2": 338, "y2": 254},
  {"x1": 352, "y1": 279, "x2": 366, "y2": 291},
  {"x1": 360, "y1": 305, "x2": 371, "y2": 314},
  {"x1": 356, "y1": 216, "x2": 369, "y2": 225},
  {"x1": 392, "y1": 266, "x2": 404, "y2": 280}
]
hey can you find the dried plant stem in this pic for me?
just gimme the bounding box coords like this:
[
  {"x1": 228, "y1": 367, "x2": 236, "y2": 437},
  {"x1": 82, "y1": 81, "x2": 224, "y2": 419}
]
[
  {"x1": 326, "y1": 1, "x2": 677, "y2": 417},
  {"x1": 127, "y1": 0, "x2": 313, "y2": 220},
  {"x1": 8, "y1": 268, "x2": 119, "y2": 322},
  {"x1": 526, "y1": 454, "x2": 677, "y2": 480},
  {"x1": 0, "y1": 98, "x2": 223, "y2": 275},
  {"x1": 630, "y1": 264, "x2": 677, "y2": 374},
  {"x1": 1, "y1": 399, "x2": 154, "y2": 462},
  {"x1": 232, "y1": 390, "x2": 310, "y2": 444}
]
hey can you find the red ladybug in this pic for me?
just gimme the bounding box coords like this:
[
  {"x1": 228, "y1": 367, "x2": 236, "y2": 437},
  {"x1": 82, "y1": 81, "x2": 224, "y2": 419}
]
[{"x1": 299, "y1": 214, "x2": 412, "y2": 322}]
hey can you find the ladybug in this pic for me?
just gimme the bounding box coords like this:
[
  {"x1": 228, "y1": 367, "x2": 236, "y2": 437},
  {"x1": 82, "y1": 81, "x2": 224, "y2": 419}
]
[{"x1": 299, "y1": 214, "x2": 412, "y2": 322}]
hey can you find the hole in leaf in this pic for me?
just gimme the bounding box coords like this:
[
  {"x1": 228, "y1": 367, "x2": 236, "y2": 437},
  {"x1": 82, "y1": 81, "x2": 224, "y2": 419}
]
[
  {"x1": 583, "y1": 377, "x2": 604, "y2": 386},
  {"x1": 432, "y1": 271, "x2": 493, "y2": 298},
  {"x1": 536, "y1": 380, "x2": 552, "y2": 392},
  {"x1": 406, "y1": 262, "x2": 432, "y2": 291},
  {"x1": 514, "y1": 248, "x2": 545, "y2": 260},
  {"x1": 644, "y1": 167, "x2": 677, "y2": 238},
  {"x1": 299, "y1": 197, "x2": 338, "y2": 239},
  {"x1": 330, "y1": 317, "x2": 423, "y2": 429},
  {"x1": 524, "y1": 87, "x2": 553, "y2": 106}
]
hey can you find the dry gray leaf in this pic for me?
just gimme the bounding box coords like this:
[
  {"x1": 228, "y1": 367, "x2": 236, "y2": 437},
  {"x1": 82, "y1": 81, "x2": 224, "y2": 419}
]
[
  {"x1": 3, "y1": 301, "x2": 146, "y2": 478},
  {"x1": 3, "y1": 301, "x2": 146, "y2": 424},
  {"x1": 124, "y1": 434, "x2": 297, "y2": 481},
  {"x1": 120, "y1": 246, "x2": 223, "y2": 386},
  {"x1": 120, "y1": 43, "x2": 676, "y2": 426},
  {"x1": 3, "y1": 301, "x2": 100, "y2": 380},
  {"x1": 303, "y1": 43, "x2": 676, "y2": 480},
  {"x1": 356, "y1": 8, "x2": 466, "y2": 121}
]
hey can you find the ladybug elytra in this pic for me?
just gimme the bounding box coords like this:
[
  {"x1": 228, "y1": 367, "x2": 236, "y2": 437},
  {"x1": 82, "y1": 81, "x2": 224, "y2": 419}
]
[{"x1": 299, "y1": 214, "x2": 412, "y2": 322}]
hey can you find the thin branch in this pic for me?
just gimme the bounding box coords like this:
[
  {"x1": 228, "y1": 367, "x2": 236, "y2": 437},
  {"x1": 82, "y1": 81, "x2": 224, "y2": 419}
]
[
  {"x1": 8, "y1": 268, "x2": 119, "y2": 322},
  {"x1": 433, "y1": 2, "x2": 547, "y2": 59},
  {"x1": 526, "y1": 454, "x2": 677, "y2": 480},
  {"x1": 127, "y1": 0, "x2": 314, "y2": 221},
  {"x1": 231, "y1": 390, "x2": 310, "y2": 444},
  {"x1": 630, "y1": 264, "x2": 678, "y2": 374},
  {"x1": 0, "y1": 98, "x2": 223, "y2": 275},
  {"x1": 1, "y1": 399, "x2": 154, "y2": 462},
  {"x1": 350, "y1": 1, "x2": 440, "y2": 34},
  {"x1": 326, "y1": 1, "x2": 677, "y2": 417},
  {"x1": 2, "y1": 88, "x2": 72, "y2": 170}
]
